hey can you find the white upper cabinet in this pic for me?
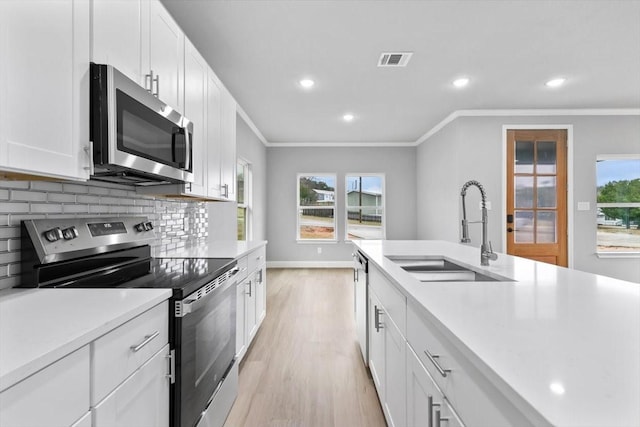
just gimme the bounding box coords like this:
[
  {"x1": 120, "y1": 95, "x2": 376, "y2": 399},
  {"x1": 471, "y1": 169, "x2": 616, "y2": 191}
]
[
  {"x1": 91, "y1": 0, "x2": 146, "y2": 85},
  {"x1": 147, "y1": 0, "x2": 184, "y2": 112},
  {"x1": 206, "y1": 70, "x2": 224, "y2": 198},
  {"x1": 0, "y1": 0, "x2": 91, "y2": 181},
  {"x1": 91, "y1": 0, "x2": 184, "y2": 112},
  {"x1": 182, "y1": 39, "x2": 209, "y2": 197},
  {"x1": 219, "y1": 89, "x2": 237, "y2": 201}
]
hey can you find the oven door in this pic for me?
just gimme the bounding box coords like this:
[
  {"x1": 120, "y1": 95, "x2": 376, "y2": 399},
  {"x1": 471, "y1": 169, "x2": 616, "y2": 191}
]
[{"x1": 173, "y1": 276, "x2": 237, "y2": 427}]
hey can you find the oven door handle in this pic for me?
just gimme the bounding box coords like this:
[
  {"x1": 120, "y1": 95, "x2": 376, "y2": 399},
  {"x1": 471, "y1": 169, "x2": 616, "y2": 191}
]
[{"x1": 176, "y1": 269, "x2": 237, "y2": 318}]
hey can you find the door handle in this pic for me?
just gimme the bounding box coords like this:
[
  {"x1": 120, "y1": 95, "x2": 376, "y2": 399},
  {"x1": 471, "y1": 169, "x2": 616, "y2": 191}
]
[{"x1": 507, "y1": 227, "x2": 514, "y2": 233}]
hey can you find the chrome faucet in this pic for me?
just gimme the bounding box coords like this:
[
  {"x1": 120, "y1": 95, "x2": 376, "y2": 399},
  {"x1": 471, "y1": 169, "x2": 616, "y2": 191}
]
[{"x1": 460, "y1": 180, "x2": 498, "y2": 266}]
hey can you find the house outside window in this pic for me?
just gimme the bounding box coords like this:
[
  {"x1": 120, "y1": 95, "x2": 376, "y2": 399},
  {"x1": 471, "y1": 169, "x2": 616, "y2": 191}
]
[
  {"x1": 596, "y1": 155, "x2": 640, "y2": 256},
  {"x1": 346, "y1": 174, "x2": 385, "y2": 240},
  {"x1": 297, "y1": 174, "x2": 336, "y2": 241},
  {"x1": 237, "y1": 159, "x2": 250, "y2": 240}
]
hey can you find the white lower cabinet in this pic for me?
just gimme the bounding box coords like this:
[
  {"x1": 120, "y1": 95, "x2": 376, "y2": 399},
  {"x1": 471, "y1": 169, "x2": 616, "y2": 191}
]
[
  {"x1": 91, "y1": 301, "x2": 170, "y2": 427},
  {"x1": 407, "y1": 344, "x2": 464, "y2": 427},
  {"x1": 0, "y1": 346, "x2": 90, "y2": 427},
  {"x1": 235, "y1": 245, "x2": 267, "y2": 362},
  {"x1": 93, "y1": 344, "x2": 170, "y2": 427},
  {"x1": 367, "y1": 261, "x2": 537, "y2": 427}
]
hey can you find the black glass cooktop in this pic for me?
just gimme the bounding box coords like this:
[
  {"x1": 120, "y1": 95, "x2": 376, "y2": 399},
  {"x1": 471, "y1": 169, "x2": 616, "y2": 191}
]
[{"x1": 123, "y1": 257, "x2": 236, "y2": 298}]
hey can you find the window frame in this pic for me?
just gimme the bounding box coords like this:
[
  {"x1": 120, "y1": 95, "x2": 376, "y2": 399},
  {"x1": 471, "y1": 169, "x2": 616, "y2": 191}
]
[
  {"x1": 237, "y1": 158, "x2": 251, "y2": 241},
  {"x1": 296, "y1": 173, "x2": 337, "y2": 242},
  {"x1": 595, "y1": 154, "x2": 640, "y2": 258},
  {"x1": 344, "y1": 173, "x2": 386, "y2": 241}
]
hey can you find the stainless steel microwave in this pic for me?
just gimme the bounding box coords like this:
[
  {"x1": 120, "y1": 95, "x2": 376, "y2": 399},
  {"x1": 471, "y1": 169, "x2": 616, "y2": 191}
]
[{"x1": 90, "y1": 63, "x2": 194, "y2": 185}]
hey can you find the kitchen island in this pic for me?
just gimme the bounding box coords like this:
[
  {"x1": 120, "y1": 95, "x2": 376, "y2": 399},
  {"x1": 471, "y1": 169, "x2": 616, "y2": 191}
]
[{"x1": 353, "y1": 239, "x2": 639, "y2": 427}]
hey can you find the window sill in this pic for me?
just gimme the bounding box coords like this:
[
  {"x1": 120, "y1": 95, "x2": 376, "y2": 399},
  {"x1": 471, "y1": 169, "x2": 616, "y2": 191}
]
[
  {"x1": 296, "y1": 240, "x2": 338, "y2": 244},
  {"x1": 596, "y1": 252, "x2": 640, "y2": 259}
]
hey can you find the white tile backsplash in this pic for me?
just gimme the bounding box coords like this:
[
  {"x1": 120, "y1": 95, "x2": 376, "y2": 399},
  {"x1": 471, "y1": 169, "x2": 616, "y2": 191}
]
[{"x1": 0, "y1": 179, "x2": 208, "y2": 290}]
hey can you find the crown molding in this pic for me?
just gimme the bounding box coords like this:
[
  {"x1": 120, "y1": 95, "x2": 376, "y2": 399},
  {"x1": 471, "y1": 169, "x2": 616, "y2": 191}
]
[
  {"x1": 415, "y1": 108, "x2": 640, "y2": 146},
  {"x1": 236, "y1": 104, "x2": 269, "y2": 146},
  {"x1": 266, "y1": 141, "x2": 416, "y2": 148}
]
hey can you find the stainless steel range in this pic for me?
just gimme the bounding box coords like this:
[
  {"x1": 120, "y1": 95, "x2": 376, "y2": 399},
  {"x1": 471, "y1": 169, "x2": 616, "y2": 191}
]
[{"x1": 20, "y1": 217, "x2": 239, "y2": 427}]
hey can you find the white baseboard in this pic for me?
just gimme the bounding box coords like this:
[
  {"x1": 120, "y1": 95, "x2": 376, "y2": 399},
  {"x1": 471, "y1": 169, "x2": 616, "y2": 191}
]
[{"x1": 266, "y1": 261, "x2": 353, "y2": 269}]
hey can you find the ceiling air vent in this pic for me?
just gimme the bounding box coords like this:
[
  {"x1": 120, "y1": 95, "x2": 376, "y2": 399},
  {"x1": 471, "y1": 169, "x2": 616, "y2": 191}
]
[{"x1": 378, "y1": 52, "x2": 413, "y2": 67}]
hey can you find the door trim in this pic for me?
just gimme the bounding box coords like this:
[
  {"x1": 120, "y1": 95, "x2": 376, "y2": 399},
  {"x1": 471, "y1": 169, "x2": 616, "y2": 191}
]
[{"x1": 501, "y1": 125, "x2": 574, "y2": 268}]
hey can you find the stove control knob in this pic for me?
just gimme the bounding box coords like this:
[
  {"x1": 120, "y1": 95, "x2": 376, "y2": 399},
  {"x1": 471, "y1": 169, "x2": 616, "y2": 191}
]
[
  {"x1": 43, "y1": 227, "x2": 63, "y2": 242},
  {"x1": 62, "y1": 226, "x2": 79, "y2": 240},
  {"x1": 144, "y1": 221, "x2": 154, "y2": 231},
  {"x1": 134, "y1": 222, "x2": 146, "y2": 232}
]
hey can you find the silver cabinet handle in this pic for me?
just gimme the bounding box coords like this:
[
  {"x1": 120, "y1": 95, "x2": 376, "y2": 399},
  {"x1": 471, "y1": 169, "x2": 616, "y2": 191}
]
[
  {"x1": 153, "y1": 74, "x2": 160, "y2": 98},
  {"x1": 428, "y1": 395, "x2": 441, "y2": 427},
  {"x1": 246, "y1": 280, "x2": 252, "y2": 297},
  {"x1": 222, "y1": 184, "x2": 229, "y2": 198},
  {"x1": 145, "y1": 70, "x2": 154, "y2": 93},
  {"x1": 130, "y1": 331, "x2": 159, "y2": 352},
  {"x1": 424, "y1": 349, "x2": 451, "y2": 378},
  {"x1": 434, "y1": 409, "x2": 448, "y2": 427},
  {"x1": 166, "y1": 349, "x2": 175, "y2": 384},
  {"x1": 374, "y1": 305, "x2": 384, "y2": 332}
]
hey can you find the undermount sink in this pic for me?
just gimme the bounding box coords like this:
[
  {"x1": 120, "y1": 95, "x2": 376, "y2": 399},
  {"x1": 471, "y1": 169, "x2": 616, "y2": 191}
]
[{"x1": 385, "y1": 255, "x2": 511, "y2": 282}]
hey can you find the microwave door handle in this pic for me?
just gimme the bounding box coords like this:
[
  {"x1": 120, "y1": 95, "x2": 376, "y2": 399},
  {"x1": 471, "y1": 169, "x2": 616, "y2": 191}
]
[{"x1": 184, "y1": 126, "x2": 191, "y2": 171}]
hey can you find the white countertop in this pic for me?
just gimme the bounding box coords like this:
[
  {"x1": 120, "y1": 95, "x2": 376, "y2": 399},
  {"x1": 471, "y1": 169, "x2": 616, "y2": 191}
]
[
  {"x1": 0, "y1": 288, "x2": 171, "y2": 392},
  {"x1": 156, "y1": 240, "x2": 267, "y2": 259},
  {"x1": 353, "y1": 240, "x2": 640, "y2": 427}
]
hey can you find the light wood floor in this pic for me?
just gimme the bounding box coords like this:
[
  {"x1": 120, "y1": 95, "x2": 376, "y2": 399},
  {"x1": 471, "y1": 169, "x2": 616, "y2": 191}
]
[{"x1": 224, "y1": 268, "x2": 387, "y2": 427}]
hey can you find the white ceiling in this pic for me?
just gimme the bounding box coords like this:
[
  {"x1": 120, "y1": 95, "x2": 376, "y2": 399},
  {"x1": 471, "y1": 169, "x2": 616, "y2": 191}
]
[{"x1": 161, "y1": 0, "x2": 640, "y2": 145}]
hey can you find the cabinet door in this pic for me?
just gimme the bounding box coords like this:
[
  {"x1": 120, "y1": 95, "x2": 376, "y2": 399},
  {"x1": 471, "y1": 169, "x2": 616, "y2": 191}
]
[
  {"x1": 255, "y1": 267, "x2": 266, "y2": 325},
  {"x1": 147, "y1": 0, "x2": 184, "y2": 111},
  {"x1": 236, "y1": 281, "x2": 247, "y2": 360},
  {"x1": 91, "y1": 0, "x2": 146, "y2": 85},
  {"x1": 206, "y1": 69, "x2": 223, "y2": 198},
  {"x1": 219, "y1": 89, "x2": 237, "y2": 201},
  {"x1": 183, "y1": 39, "x2": 208, "y2": 197},
  {"x1": 407, "y1": 345, "x2": 465, "y2": 427},
  {"x1": 407, "y1": 344, "x2": 443, "y2": 427},
  {"x1": 93, "y1": 344, "x2": 170, "y2": 427},
  {"x1": 0, "y1": 0, "x2": 90, "y2": 180},
  {"x1": 384, "y1": 315, "x2": 406, "y2": 427},
  {"x1": 0, "y1": 346, "x2": 89, "y2": 427},
  {"x1": 245, "y1": 278, "x2": 258, "y2": 345},
  {"x1": 368, "y1": 291, "x2": 385, "y2": 403}
]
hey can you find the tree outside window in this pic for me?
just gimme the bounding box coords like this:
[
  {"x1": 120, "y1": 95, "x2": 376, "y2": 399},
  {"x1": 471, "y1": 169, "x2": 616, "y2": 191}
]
[
  {"x1": 297, "y1": 175, "x2": 336, "y2": 240},
  {"x1": 596, "y1": 156, "x2": 640, "y2": 254}
]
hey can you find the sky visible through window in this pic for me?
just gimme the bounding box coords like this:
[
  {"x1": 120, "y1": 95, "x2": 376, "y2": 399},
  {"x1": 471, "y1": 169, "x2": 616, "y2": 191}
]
[
  {"x1": 347, "y1": 176, "x2": 382, "y2": 193},
  {"x1": 597, "y1": 159, "x2": 640, "y2": 186}
]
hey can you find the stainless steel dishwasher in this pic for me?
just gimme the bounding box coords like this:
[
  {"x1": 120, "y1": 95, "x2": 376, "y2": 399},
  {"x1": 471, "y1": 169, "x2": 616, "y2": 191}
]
[{"x1": 353, "y1": 250, "x2": 369, "y2": 365}]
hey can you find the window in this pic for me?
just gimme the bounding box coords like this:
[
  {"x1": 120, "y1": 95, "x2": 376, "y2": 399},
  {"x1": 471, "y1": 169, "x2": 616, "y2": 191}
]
[
  {"x1": 596, "y1": 155, "x2": 640, "y2": 256},
  {"x1": 237, "y1": 160, "x2": 250, "y2": 240},
  {"x1": 346, "y1": 174, "x2": 385, "y2": 240},
  {"x1": 297, "y1": 174, "x2": 336, "y2": 241}
]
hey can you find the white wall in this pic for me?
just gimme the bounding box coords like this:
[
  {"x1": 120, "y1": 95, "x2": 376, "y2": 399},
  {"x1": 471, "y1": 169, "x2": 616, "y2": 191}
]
[
  {"x1": 208, "y1": 113, "x2": 267, "y2": 241},
  {"x1": 417, "y1": 114, "x2": 640, "y2": 283},
  {"x1": 266, "y1": 146, "x2": 417, "y2": 265}
]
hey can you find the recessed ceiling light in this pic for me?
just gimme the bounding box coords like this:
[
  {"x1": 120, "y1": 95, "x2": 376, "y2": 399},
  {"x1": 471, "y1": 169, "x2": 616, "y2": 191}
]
[
  {"x1": 343, "y1": 113, "x2": 355, "y2": 122},
  {"x1": 453, "y1": 77, "x2": 470, "y2": 88},
  {"x1": 299, "y1": 78, "x2": 315, "y2": 89},
  {"x1": 545, "y1": 78, "x2": 566, "y2": 88}
]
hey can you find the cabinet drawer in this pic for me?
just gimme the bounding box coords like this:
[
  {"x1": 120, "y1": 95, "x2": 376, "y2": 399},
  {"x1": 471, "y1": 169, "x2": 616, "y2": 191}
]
[
  {"x1": 236, "y1": 255, "x2": 249, "y2": 281},
  {"x1": 247, "y1": 246, "x2": 266, "y2": 273},
  {"x1": 92, "y1": 302, "x2": 169, "y2": 405},
  {"x1": 93, "y1": 344, "x2": 170, "y2": 427},
  {"x1": 0, "y1": 346, "x2": 89, "y2": 427},
  {"x1": 407, "y1": 302, "x2": 525, "y2": 427},
  {"x1": 369, "y1": 265, "x2": 406, "y2": 334}
]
